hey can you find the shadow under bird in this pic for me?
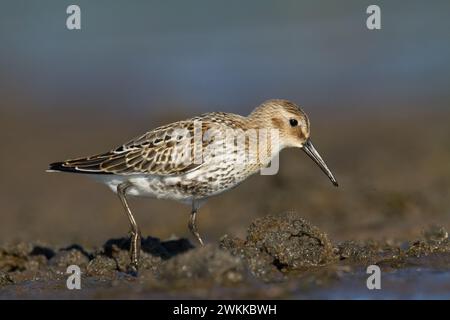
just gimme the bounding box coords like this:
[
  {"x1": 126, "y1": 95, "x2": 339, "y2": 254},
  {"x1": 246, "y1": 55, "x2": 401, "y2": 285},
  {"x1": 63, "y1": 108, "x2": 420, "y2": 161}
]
[{"x1": 48, "y1": 99, "x2": 338, "y2": 273}]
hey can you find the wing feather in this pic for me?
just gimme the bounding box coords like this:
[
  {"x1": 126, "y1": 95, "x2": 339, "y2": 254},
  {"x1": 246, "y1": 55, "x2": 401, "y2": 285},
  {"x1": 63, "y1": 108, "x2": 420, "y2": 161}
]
[{"x1": 49, "y1": 113, "x2": 247, "y2": 176}]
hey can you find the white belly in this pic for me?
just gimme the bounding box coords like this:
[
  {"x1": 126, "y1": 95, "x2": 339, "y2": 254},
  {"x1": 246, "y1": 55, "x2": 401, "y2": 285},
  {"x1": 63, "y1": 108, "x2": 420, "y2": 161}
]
[{"x1": 92, "y1": 174, "x2": 193, "y2": 202}]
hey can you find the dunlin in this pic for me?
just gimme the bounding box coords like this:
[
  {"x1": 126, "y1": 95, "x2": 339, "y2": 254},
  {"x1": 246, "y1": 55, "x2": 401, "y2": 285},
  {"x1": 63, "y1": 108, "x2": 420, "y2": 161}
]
[{"x1": 49, "y1": 99, "x2": 338, "y2": 272}]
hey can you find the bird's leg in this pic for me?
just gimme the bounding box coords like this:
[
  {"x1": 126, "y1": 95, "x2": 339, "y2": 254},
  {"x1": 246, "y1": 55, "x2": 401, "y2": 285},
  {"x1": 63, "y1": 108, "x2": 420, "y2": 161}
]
[
  {"x1": 188, "y1": 208, "x2": 204, "y2": 246},
  {"x1": 117, "y1": 182, "x2": 141, "y2": 274}
]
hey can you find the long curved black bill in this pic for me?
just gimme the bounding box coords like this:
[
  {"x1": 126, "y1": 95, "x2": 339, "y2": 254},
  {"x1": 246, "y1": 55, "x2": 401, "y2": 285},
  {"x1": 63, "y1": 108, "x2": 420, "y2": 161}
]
[{"x1": 302, "y1": 139, "x2": 338, "y2": 187}]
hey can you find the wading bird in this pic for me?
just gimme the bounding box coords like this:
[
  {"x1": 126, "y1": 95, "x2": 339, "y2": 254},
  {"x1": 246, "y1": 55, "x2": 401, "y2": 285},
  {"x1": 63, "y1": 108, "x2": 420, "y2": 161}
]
[{"x1": 49, "y1": 99, "x2": 338, "y2": 273}]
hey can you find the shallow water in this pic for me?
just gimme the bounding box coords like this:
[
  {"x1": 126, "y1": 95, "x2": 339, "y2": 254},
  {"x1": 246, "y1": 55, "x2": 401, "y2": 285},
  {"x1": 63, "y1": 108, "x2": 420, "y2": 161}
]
[
  {"x1": 294, "y1": 268, "x2": 450, "y2": 299},
  {"x1": 2, "y1": 268, "x2": 449, "y2": 299}
]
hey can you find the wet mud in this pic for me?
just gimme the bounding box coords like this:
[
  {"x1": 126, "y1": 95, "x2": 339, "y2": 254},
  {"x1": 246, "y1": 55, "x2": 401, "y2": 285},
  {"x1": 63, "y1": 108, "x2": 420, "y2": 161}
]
[{"x1": 1, "y1": 213, "x2": 449, "y2": 299}]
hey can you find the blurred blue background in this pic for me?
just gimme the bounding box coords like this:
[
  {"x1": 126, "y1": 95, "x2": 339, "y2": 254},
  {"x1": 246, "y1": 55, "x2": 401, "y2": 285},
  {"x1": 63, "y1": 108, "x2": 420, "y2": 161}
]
[{"x1": 1, "y1": 0, "x2": 449, "y2": 115}]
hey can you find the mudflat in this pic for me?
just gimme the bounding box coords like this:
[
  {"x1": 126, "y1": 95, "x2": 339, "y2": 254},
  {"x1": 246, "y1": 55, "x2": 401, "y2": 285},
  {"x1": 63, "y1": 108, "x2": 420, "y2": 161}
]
[{"x1": 1, "y1": 108, "x2": 449, "y2": 298}]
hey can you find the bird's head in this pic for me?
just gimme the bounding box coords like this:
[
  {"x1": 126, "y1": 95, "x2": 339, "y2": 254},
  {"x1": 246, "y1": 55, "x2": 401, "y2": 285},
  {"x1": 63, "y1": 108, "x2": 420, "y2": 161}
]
[{"x1": 249, "y1": 99, "x2": 338, "y2": 187}]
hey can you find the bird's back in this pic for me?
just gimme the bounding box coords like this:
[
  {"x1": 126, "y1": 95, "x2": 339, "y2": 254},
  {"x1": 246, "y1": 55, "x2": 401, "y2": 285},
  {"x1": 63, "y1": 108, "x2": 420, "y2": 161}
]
[{"x1": 48, "y1": 111, "x2": 264, "y2": 200}]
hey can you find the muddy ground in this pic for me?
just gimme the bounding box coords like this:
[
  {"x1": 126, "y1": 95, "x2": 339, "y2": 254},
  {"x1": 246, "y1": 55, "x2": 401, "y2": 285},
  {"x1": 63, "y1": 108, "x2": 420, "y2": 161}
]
[
  {"x1": 1, "y1": 108, "x2": 450, "y2": 298},
  {"x1": 1, "y1": 213, "x2": 449, "y2": 299}
]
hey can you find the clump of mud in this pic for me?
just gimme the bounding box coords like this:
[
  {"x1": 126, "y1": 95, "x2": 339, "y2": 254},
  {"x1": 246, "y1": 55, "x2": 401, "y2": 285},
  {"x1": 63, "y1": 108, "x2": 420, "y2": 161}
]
[
  {"x1": 0, "y1": 242, "x2": 50, "y2": 273},
  {"x1": 335, "y1": 225, "x2": 450, "y2": 270},
  {"x1": 407, "y1": 225, "x2": 449, "y2": 256},
  {"x1": 49, "y1": 245, "x2": 91, "y2": 270},
  {"x1": 0, "y1": 271, "x2": 13, "y2": 286},
  {"x1": 0, "y1": 213, "x2": 335, "y2": 287},
  {"x1": 1, "y1": 214, "x2": 449, "y2": 298},
  {"x1": 158, "y1": 245, "x2": 245, "y2": 285},
  {"x1": 336, "y1": 240, "x2": 401, "y2": 264},
  {"x1": 221, "y1": 213, "x2": 336, "y2": 280},
  {"x1": 0, "y1": 237, "x2": 195, "y2": 285}
]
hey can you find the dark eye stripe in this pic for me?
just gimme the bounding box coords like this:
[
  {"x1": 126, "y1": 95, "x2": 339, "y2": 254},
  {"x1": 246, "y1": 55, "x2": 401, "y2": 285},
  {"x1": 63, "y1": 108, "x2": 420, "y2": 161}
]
[{"x1": 289, "y1": 119, "x2": 298, "y2": 127}]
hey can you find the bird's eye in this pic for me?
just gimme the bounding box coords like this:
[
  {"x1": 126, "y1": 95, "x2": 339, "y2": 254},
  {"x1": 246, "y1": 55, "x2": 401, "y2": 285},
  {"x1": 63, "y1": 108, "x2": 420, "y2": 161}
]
[{"x1": 289, "y1": 119, "x2": 298, "y2": 127}]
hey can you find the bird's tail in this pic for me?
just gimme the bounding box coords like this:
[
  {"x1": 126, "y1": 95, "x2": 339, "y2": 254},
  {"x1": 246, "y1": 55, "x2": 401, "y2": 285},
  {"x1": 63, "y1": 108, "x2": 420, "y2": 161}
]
[
  {"x1": 47, "y1": 161, "x2": 82, "y2": 173},
  {"x1": 47, "y1": 154, "x2": 112, "y2": 175}
]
